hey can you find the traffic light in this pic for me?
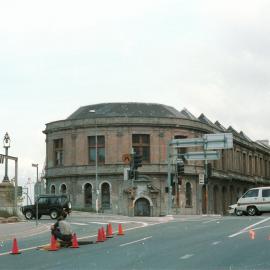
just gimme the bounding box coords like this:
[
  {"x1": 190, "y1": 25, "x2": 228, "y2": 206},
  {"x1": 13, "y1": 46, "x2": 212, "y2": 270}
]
[
  {"x1": 133, "y1": 153, "x2": 142, "y2": 170},
  {"x1": 176, "y1": 159, "x2": 185, "y2": 176}
]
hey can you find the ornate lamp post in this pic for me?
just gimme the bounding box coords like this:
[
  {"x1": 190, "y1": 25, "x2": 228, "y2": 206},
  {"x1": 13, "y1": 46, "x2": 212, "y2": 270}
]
[{"x1": 3, "y1": 132, "x2": 10, "y2": 182}]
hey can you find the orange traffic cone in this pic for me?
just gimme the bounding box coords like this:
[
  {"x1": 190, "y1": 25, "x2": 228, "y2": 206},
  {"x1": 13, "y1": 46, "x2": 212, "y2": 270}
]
[
  {"x1": 117, "y1": 224, "x2": 124, "y2": 236},
  {"x1": 106, "y1": 224, "x2": 113, "y2": 238},
  {"x1": 96, "y1": 228, "x2": 104, "y2": 243},
  {"x1": 10, "y1": 238, "x2": 21, "y2": 255},
  {"x1": 101, "y1": 226, "x2": 107, "y2": 240},
  {"x1": 249, "y1": 230, "x2": 256, "y2": 240},
  {"x1": 70, "y1": 233, "x2": 79, "y2": 248},
  {"x1": 48, "y1": 235, "x2": 59, "y2": 251},
  {"x1": 109, "y1": 223, "x2": 114, "y2": 235}
]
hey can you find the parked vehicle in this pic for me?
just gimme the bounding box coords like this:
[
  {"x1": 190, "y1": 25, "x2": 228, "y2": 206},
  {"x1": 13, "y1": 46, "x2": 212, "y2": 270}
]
[
  {"x1": 228, "y1": 204, "x2": 243, "y2": 216},
  {"x1": 236, "y1": 187, "x2": 270, "y2": 216},
  {"x1": 21, "y1": 194, "x2": 72, "y2": 220}
]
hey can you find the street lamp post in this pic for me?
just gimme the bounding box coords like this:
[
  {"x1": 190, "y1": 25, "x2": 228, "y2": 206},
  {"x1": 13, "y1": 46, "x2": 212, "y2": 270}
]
[
  {"x1": 89, "y1": 109, "x2": 99, "y2": 213},
  {"x1": 32, "y1": 163, "x2": 39, "y2": 226},
  {"x1": 3, "y1": 132, "x2": 10, "y2": 182}
]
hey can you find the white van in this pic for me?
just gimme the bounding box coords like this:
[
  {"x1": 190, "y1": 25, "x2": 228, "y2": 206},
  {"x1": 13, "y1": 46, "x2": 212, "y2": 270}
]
[{"x1": 236, "y1": 187, "x2": 270, "y2": 216}]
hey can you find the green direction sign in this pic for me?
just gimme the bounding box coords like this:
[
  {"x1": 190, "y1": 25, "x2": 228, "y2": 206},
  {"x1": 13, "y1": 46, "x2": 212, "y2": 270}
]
[
  {"x1": 170, "y1": 138, "x2": 204, "y2": 148},
  {"x1": 184, "y1": 151, "x2": 220, "y2": 161},
  {"x1": 204, "y1": 133, "x2": 233, "y2": 150},
  {"x1": 170, "y1": 133, "x2": 233, "y2": 150}
]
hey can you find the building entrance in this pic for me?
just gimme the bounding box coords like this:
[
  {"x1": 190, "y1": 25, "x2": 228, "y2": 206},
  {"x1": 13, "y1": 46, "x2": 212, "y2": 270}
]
[{"x1": 134, "y1": 198, "x2": 150, "y2": 216}]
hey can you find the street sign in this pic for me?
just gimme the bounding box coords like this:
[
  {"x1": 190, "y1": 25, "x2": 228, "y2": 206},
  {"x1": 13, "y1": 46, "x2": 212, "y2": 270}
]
[
  {"x1": 184, "y1": 151, "x2": 220, "y2": 161},
  {"x1": 199, "y1": 174, "x2": 205, "y2": 185},
  {"x1": 204, "y1": 133, "x2": 233, "y2": 150},
  {"x1": 122, "y1": 154, "x2": 131, "y2": 164},
  {"x1": 0, "y1": 154, "x2": 4, "y2": 164},
  {"x1": 170, "y1": 133, "x2": 233, "y2": 150},
  {"x1": 170, "y1": 138, "x2": 204, "y2": 148}
]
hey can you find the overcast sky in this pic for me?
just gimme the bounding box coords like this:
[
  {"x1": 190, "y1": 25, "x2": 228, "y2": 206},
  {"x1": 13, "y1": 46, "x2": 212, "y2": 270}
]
[{"x1": 0, "y1": 0, "x2": 270, "y2": 193}]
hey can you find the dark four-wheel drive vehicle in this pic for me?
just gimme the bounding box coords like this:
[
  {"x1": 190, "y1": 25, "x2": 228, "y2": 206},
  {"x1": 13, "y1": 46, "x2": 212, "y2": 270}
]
[{"x1": 21, "y1": 194, "x2": 72, "y2": 220}]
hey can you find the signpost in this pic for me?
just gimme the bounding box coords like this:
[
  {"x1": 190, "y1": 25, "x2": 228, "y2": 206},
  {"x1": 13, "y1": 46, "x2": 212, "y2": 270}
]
[
  {"x1": 167, "y1": 133, "x2": 233, "y2": 215},
  {"x1": 199, "y1": 174, "x2": 205, "y2": 185}
]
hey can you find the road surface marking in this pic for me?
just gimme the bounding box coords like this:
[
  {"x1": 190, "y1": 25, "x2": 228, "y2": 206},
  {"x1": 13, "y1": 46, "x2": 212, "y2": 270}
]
[
  {"x1": 202, "y1": 219, "x2": 221, "y2": 224},
  {"x1": 88, "y1": 222, "x2": 108, "y2": 225},
  {"x1": 180, "y1": 254, "x2": 194, "y2": 260},
  {"x1": 228, "y1": 217, "x2": 270, "y2": 238},
  {"x1": 212, "y1": 241, "x2": 221, "y2": 245},
  {"x1": 70, "y1": 222, "x2": 88, "y2": 226},
  {"x1": 120, "y1": 236, "x2": 152, "y2": 247}
]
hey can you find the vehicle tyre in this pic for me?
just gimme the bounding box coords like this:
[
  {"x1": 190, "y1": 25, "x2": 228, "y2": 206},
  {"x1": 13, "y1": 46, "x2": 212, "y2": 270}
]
[
  {"x1": 25, "y1": 210, "x2": 34, "y2": 220},
  {"x1": 235, "y1": 209, "x2": 243, "y2": 216},
  {"x1": 50, "y1": 210, "x2": 59, "y2": 219},
  {"x1": 247, "y1": 206, "x2": 257, "y2": 216}
]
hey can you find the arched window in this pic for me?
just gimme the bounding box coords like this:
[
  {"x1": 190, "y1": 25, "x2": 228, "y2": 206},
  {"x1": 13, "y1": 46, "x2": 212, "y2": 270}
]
[
  {"x1": 213, "y1": 185, "x2": 219, "y2": 214},
  {"x1": 101, "y1": 183, "x2": 110, "y2": 209},
  {"x1": 50, "y1": 185, "x2": 56, "y2": 194},
  {"x1": 60, "y1": 184, "x2": 67, "y2": 194},
  {"x1": 185, "y1": 182, "x2": 192, "y2": 207},
  {"x1": 84, "y1": 183, "x2": 92, "y2": 208}
]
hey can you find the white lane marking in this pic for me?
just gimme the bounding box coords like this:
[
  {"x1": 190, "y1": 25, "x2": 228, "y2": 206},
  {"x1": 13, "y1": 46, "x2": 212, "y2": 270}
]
[
  {"x1": 89, "y1": 222, "x2": 108, "y2": 225},
  {"x1": 212, "y1": 241, "x2": 221, "y2": 245},
  {"x1": 108, "y1": 220, "x2": 149, "y2": 227},
  {"x1": 180, "y1": 254, "x2": 194, "y2": 260},
  {"x1": 120, "y1": 236, "x2": 152, "y2": 247},
  {"x1": 202, "y1": 219, "x2": 221, "y2": 224},
  {"x1": 70, "y1": 222, "x2": 88, "y2": 226},
  {"x1": 228, "y1": 217, "x2": 270, "y2": 238}
]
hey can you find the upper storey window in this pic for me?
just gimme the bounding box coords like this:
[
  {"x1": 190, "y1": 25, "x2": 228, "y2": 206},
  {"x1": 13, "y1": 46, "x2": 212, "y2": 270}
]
[
  {"x1": 132, "y1": 134, "x2": 150, "y2": 162},
  {"x1": 88, "y1": 136, "x2": 105, "y2": 165},
  {"x1": 54, "y1": 139, "x2": 64, "y2": 166}
]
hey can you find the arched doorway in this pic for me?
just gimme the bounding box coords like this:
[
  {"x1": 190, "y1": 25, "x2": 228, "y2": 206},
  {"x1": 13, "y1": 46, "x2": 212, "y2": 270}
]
[
  {"x1": 229, "y1": 185, "x2": 234, "y2": 205},
  {"x1": 213, "y1": 185, "x2": 219, "y2": 214},
  {"x1": 50, "y1": 185, "x2": 56, "y2": 194},
  {"x1": 185, "y1": 182, "x2": 192, "y2": 207},
  {"x1": 101, "y1": 183, "x2": 110, "y2": 209},
  {"x1": 84, "y1": 183, "x2": 92, "y2": 208},
  {"x1": 134, "y1": 198, "x2": 150, "y2": 216},
  {"x1": 60, "y1": 184, "x2": 67, "y2": 194},
  {"x1": 221, "y1": 186, "x2": 227, "y2": 215},
  {"x1": 202, "y1": 185, "x2": 207, "y2": 214}
]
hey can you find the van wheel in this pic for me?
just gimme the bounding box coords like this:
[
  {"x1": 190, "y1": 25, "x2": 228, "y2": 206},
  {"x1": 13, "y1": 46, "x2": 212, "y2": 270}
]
[
  {"x1": 247, "y1": 206, "x2": 257, "y2": 216},
  {"x1": 235, "y1": 209, "x2": 243, "y2": 216}
]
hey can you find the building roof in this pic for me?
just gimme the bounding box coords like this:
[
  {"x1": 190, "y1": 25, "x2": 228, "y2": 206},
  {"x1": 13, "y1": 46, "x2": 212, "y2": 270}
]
[{"x1": 67, "y1": 103, "x2": 187, "y2": 120}]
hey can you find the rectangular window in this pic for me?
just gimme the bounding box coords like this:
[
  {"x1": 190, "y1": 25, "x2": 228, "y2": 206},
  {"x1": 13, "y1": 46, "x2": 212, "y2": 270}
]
[
  {"x1": 243, "y1": 153, "x2": 246, "y2": 174},
  {"x1": 255, "y1": 156, "x2": 258, "y2": 175},
  {"x1": 88, "y1": 136, "x2": 105, "y2": 164},
  {"x1": 249, "y1": 155, "x2": 252, "y2": 175},
  {"x1": 53, "y1": 139, "x2": 64, "y2": 166},
  {"x1": 132, "y1": 134, "x2": 150, "y2": 162}
]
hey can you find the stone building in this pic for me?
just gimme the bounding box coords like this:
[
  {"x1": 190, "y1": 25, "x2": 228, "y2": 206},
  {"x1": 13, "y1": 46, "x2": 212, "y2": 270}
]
[{"x1": 44, "y1": 103, "x2": 270, "y2": 216}]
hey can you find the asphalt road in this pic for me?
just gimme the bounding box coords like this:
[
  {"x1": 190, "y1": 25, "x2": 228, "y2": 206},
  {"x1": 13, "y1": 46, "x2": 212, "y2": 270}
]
[{"x1": 1, "y1": 212, "x2": 270, "y2": 270}]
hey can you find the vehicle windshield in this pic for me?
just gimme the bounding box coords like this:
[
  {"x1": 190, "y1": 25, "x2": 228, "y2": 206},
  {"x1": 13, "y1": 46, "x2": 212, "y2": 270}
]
[{"x1": 242, "y1": 189, "x2": 259, "y2": 198}]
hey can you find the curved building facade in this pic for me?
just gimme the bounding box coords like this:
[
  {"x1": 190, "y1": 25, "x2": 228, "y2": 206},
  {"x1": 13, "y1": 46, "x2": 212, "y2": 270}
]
[{"x1": 44, "y1": 103, "x2": 270, "y2": 216}]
